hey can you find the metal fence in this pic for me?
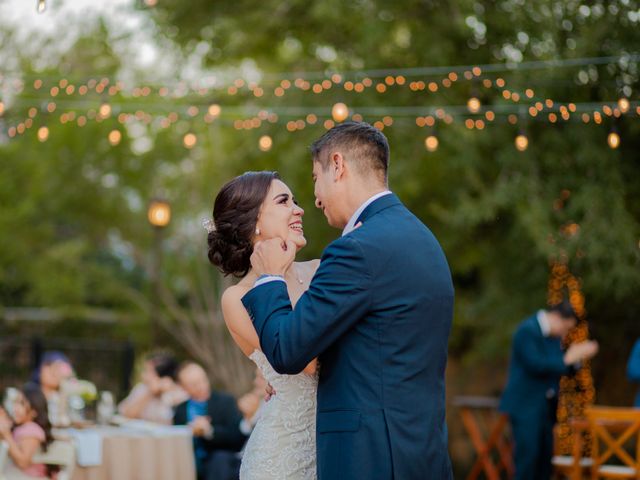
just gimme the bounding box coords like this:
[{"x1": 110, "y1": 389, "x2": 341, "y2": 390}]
[{"x1": 0, "y1": 335, "x2": 135, "y2": 401}]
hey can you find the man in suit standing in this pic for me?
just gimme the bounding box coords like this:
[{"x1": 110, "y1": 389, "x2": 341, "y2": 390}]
[
  {"x1": 173, "y1": 362, "x2": 248, "y2": 480},
  {"x1": 500, "y1": 300, "x2": 599, "y2": 480},
  {"x1": 627, "y1": 338, "x2": 640, "y2": 407},
  {"x1": 243, "y1": 122, "x2": 454, "y2": 479}
]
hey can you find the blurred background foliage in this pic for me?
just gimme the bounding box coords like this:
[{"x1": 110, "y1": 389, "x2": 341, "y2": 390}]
[{"x1": 0, "y1": 1, "x2": 639, "y2": 463}]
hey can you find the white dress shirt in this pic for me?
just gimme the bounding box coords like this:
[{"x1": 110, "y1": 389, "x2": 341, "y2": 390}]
[
  {"x1": 342, "y1": 190, "x2": 392, "y2": 236},
  {"x1": 537, "y1": 309, "x2": 551, "y2": 337}
]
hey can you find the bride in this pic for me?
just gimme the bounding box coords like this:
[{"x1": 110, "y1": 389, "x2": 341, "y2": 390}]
[{"x1": 206, "y1": 171, "x2": 319, "y2": 479}]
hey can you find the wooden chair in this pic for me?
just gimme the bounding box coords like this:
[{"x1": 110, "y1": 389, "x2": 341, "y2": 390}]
[
  {"x1": 552, "y1": 418, "x2": 593, "y2": 480},
  {"x1": 32, "y1": 439, "x2": 76, "y2": 480},
  {"x1": 453, "y1": 396, "x2": 514, "y2": 480},
  {"x1": 585, "y1": 406, "x2": 640, "y2": 480}
]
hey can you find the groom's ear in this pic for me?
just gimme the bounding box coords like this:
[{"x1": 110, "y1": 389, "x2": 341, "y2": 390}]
[{"x1": 331, "y1": 152, "x2": 346, "y2": 182}]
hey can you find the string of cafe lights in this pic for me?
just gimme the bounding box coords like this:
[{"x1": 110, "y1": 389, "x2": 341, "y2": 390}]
[
  {"x1": 2, "y1": 98, "x2": 637, "y2": 153},
  {"x1": 1, "y1": 50, "x2": 638, "y2": 152}
]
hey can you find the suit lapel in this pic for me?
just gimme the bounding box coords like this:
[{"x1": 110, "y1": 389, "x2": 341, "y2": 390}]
[{"x1": 356, "y1": 193, "x2": 401, "y2": 225}]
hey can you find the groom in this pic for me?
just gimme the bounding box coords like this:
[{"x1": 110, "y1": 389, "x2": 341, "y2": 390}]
[{"x1": 242, "y1": 122, "x2": 454, "y2": 479}]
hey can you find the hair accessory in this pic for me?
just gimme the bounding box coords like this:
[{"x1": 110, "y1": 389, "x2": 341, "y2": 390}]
[{"x1": 202, "y1": 218, "x2": 216, "y2": 233}]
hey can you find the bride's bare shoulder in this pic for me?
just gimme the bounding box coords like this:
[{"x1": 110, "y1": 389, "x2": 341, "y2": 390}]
[
  {"x1": 296, "y1": 259, "x2": 321, "y2": 278},
  {"x1": 221, "y1": 280, "x2": 252, "y2": 309}
]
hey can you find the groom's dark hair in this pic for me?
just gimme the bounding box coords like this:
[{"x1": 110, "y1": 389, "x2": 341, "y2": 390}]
[
  {"x1": 547, "y1": 299, "x2": 578, "y2": 320},
  {"x1": 310, "y1": 122, "x2": 389, "y2": 183}
]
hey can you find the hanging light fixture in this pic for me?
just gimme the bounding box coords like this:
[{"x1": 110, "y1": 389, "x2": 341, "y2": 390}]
[
  {"x1": 183, "y1": 133, "x2": 197, "y2": 149},
  {"x1": 99, "y1": 102, "x2": 112, "y2": 119},
  {"x1": 617, "y1": 98, "x2": 630, "y2": 114},
  {"x1": 37, "y1": 126, "x2": 49, "y2": 142},
  {"x1": 424, "y1": 135, "x2": 439, "y2": 152},
  {"x1": 515, "y1": 133, "x2": 529, "y2": 151},
  {"x1": 331, "y1": 103, "x2": 349, "y2": 122},
  {"x1": 259, "y1": 135, "x2": 273, "y2": 152},
  {"x1": 607, "y1": 130, "x2": 620, "y2": 149},
  {"x1": 467, "y1": 96, "x2": 481, "y2": 114},
  {"x1": 108, "y1": 130, "x2": 122, "y2": 146}
]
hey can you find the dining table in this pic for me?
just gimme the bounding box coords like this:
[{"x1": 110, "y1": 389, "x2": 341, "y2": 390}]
[{"x1": 54, "y1": 420, "x2": 196, "y2": 480}]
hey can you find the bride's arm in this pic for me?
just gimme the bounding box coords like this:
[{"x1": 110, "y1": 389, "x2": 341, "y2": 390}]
[
  {"x1": 300, "y1": 260, "x2": 322, "y2": 376},
  {"x1": 221, "y1": 285, "x2": 260, "y2": 357},
  {"x1": 302, "y1": 359, "x2": 317, "y2": 375}
]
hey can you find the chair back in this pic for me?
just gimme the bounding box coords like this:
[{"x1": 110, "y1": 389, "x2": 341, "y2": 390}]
[
  {"x1": 32, "y1": 440, "x2": 75, "y2": 480},
  {"x1": 586, "y1": 406, "x2": 640, "y2": 478}
]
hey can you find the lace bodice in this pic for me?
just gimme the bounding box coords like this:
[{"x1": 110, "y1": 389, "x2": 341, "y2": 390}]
[{"x1": 240, "y1": 350, "x2": 318, "y2": 480}]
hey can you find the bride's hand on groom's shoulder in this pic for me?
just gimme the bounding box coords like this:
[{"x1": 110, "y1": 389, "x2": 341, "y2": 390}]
[{"x1": 250, "y1": 238, "x2": 296, "y2": 277}]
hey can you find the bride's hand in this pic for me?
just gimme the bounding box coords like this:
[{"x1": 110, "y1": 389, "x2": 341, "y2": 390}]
[{"x1": 250, "y1": 238, "x2": 296, "y2": 277}]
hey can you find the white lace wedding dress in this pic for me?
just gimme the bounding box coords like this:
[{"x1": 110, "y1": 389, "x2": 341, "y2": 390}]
[{"x1": 240, "y1": 350, "x2": 318, "y2": 480}]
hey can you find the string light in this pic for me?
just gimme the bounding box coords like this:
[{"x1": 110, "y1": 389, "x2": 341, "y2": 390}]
[
  {"x1": 259, "y1": 135, "x2": 273, "y2": 152},
  {"x1": 108, "y1": 130, "x2": 122, "y2": 146},
  {"x1": 0, "y1": 101, "x2": 4, "y2": 116},
  {"x1": 183, "y1": 133, "x2": 197, "y2": 149},
  {"x1": 607, "y1": 130, "x2": 620, "y2": 149},
  {"x1": 467, "y1": 97, "x2": 481, "y2": 114},
  {"x1": 331, "y1": 103, "x2": 349, "y2": 122},
  {"x1": 515, "y1": 133, "x2": 529, "y2": 151},
  {"x1": 99, "y1": 103, "x2": 112, "y2": 118},
  {"x1": 37, "y1": 126, "x2": 49, "y2": 142},
  {"x1": 37, "y1": 0, "x2": 46, "y2": 13},
  {"x1": 425, "y1": 135, "x2": 439, "y2": 152},
  {"x1": 618, "y1": 98, "x2": 630, "y2": 113}
]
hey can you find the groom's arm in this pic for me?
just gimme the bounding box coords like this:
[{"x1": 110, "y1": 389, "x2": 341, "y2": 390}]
[{"x1": 242, "y1": 236, "x2": 372, "y2": 374}]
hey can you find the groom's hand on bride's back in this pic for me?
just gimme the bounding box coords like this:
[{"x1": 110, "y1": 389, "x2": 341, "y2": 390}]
[{"x1": 250, "y1": 238, "x2": 296, "y2": 277}]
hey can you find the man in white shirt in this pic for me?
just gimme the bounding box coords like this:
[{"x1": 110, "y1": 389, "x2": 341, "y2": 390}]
[{"x1": 500, "y1": 300, "x2": 599, "y2": 480}]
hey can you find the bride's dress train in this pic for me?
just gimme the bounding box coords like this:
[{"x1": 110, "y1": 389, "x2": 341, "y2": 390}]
[{"x1": 240, "y1": 350, "x2": 318, "y2": 480}]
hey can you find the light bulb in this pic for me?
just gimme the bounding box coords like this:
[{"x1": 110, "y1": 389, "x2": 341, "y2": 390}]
[
  {"x1": 108, "y1": 130, "x2": 122, "y2": 146},
  {"x1": 148, "y1": 200, "x2": 171, "y2": 228},
  {"x1": 515, "y1": 134, "x2": 528, "y2": 151},
  {"x1": 37, "y1": 126, "x2": 49, "y2": 142},
  {"x1": 617, "y1": 98, "x2": 630, "y2": 114},
  {"x1": 331, "y1": 103, "x2": 349, "y2": 122},
  {"x1": 424, "y1": 135, "x2": 439, "y2": 152},
  {"x1": 259, "y1": 135, "x2": 273, "y2": 152},
  {"x1": 183, "y1": 133, "x2": 197, "y2": 149},
  {"x1": 99, "y1": 103, "x2": 111, "y2": 118},
  {"x1": 37, "y1": 0, "x2": 46, "y2": 13},
  {"x1": 607, "y1": 131, "x2": 620, "y2": 149},
  {"x1": 467, "y1": 97, "x2": 481, "y2": 114}
]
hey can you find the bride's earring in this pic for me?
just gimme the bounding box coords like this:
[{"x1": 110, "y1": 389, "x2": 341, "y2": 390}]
[{"x1": 255, "y1": 227, "x2": 261, "y2": 236}]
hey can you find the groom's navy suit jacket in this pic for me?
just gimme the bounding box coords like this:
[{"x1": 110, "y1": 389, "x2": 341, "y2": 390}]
[{"x1": 242, "y1": 193, "x2": 454, "y2": 480}]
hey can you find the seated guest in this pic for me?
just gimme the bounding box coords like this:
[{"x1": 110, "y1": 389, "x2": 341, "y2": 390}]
[
  {"x1": 32, "y1": 351, "x2": 74, "y2": 426},
  {"x1": 118, "y1": 352, "x2": 187, "y2": 424},
  {"x1": 500, "y1": 300, "x2": 599, "y2": 480},
  {"x1": 0, "y1": 383, "x2": 53, "y2": 478},
  {"x1": 627, "y1": 338, "x2": 640, "y2": 407},
  {"x1": 236, "y1": 368, "x2": 267, "y2": 432},
  {"x1": 174, "y1": 362, "x2": 248, "y2": 480}
]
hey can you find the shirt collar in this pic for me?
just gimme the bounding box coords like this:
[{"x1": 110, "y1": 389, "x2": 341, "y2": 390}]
[
  {"x1": 537, "y1": 309, "x2": 551, "y2": 337},
  {"x1": 342, "y1": 191, "x2": 392, "y2": 236}
]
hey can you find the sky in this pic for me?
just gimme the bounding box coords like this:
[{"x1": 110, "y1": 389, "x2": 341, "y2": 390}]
[{"x1": 0, "y1": 0, "x2": 165, "y2": 76}]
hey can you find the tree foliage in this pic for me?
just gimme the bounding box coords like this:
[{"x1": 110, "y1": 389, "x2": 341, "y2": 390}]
[{"x1": 0, "y1": 1, "x2": 639, "y2": 402}]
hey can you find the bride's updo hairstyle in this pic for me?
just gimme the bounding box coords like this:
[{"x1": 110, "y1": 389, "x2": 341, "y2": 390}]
[{"x1": 207, "y1": 171, "x2": 280, "y2": 277}]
